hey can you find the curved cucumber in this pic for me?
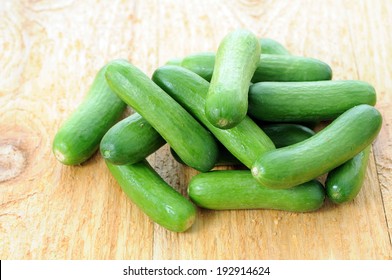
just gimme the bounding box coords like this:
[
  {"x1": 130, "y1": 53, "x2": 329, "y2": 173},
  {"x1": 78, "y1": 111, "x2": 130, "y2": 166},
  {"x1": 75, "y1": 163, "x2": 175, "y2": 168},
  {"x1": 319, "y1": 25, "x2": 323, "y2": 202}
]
[
  {"x1": 152, "y1": 65, "x2": 275, "y2": 169},
  {"x1": 104, "y1": 59, "x2": 219, "y2": 172},
  {"x1": 249, "y1": 80, "x2": 376, "y2": 122},
  {"x1": 251, "y1": 104, "x2": 382, "y2": 189},
  {"x1": 106, "y1": 160, "x2": 196, "y2": 232},
  {"x1": 188, "y1": 170, "x2": 325, "y2": 212},
  {"x1": 53, "y1": 64, "x2": 126, "y2": 165},
  {"x1": 260, "y1": 38, "x2": 290, "y2": 55},
  {"x1": 205, "y1": 29, "x2": 260, "y2": 128},
  {"x1": 181, "y1": 53, "x2": 332, "y2": 82},
  {"x1": 326, "y1": 146, "x2": 371, "y2": 204},
  {"x1": 100, "y1": 113, "x2": 166, "y2": 165}
]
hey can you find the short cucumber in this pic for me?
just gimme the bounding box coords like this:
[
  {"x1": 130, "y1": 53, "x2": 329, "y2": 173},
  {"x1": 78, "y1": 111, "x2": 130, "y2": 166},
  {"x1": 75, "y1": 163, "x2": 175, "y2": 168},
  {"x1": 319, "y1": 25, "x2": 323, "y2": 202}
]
[
  {"x1": 188, "y1": 170, "x2": 325, "y2": 212},
  {"x1": 104, "y1": 59, "x2": 219, "y2": 172},
  {"x1": 205, "y1": 29, "x2": 261, "y2": 129},
  {"x1": 100, "y1": 113, "x2": 166, "y2": 165},
  {"x1": 251, "y1": 104, "x2": 382, "y2": 189},
  {"x1": 325, "y1": 146, "x2": 371, "y2": 204},
  {"x1": 248, "y1": 80, "x2": 377, "y2": 122},
  {"x1": 152, "y1": 65, "x2": 275, "y2": 169},
  {"x1": 262, "y1": 123, "x2": 315, "y2": 148},
  {"x1": 106, "y1": 160, "x2": 196, "y2": 232},
  {"x1": 181, "y1": 53, "x2": 332, "y2": 82},
  {"x1": 53, "y1": 64, "x2": 127, "y2": 165},
  {"x1": 260, "y1": 38, "x2": 290, "y2": 55}
]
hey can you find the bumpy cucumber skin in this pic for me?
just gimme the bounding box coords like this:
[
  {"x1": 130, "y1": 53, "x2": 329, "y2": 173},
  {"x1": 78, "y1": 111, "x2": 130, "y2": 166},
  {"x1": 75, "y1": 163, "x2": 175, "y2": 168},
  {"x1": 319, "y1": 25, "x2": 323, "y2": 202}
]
[
  {"x1": 188, "y1": 170, "x2": 325, "y2": 212},
  {"x1": 181, "y1": 52, "x2": 215, "y2": 81},
  {"x1": 262, "y1": 123, "x2": 315, "y2": 148},
  {"x1": 104, "y1": 59, "x2": 219, "y2": 172},
  {"x1": 205, "y1": 29, "x2": 261, "y2": 129},
  {"x1": 260, "y1": 38, "x2": 290, "y2": 55},
  {"x1": 106, "y1": 160, "x2": 196, "y2": 232},
  {"x1": 251, "y1": 104, "x2": 382, "y2": 189},
  {"x1": 52, "y1": 65, "x2": 126, "y2": 165},
  {"x1": 152, "y1": 65, "x2": 275, "y2": 169},
  {"x1": 326, "y1": 146, "x2": 371, "y2": 204},
  {"x1": 249, "y1": 80, "x2": 376, "y2": 122},
  {"x1": 100, "y1": 113, "x2": 166, "y2": 165}
]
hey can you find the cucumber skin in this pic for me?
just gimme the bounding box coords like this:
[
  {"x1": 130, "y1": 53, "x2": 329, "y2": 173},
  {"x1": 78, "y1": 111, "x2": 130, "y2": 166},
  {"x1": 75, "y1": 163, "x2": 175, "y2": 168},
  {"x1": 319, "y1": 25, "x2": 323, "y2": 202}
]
[
  {"x1": 104, "y1": 59, "x2": 219, "y2": 172},
  {"x1": 100, "y1": 113, "x2": 166, "y2": 165},
  {"x1": 188, "y1": 170, "x2": 325, "y2": 212},
  {"x1": 53, "y1": 65, "x2": 126, "y2": 165},
  {"x1": 326, "y1": 146, "x2": 371, "y2": 204},
  {"x1": 260, "y1": 38, "x2": 290, "y2": 55},
  {"x1": 262, "y1": 123, "x2": 315, "y2": 148},
  {"x1": 205, "y1": 29, "x2": 261, "y2": 129},
  {"x1": 249, "y1": 80, "x2": 377, "y2": 122},
  {"x1": 106, "y1": 160, "x2": 196, "y2": 232},
  {"x1": 152, "y1": 65, "x2": 275, "y2": 169},
  {"x1": 251, "y1": 104, "x2": 382, "y2": 189},
  {"x1": 181, "y1": 53, "x2": 332, "y2": 82}
]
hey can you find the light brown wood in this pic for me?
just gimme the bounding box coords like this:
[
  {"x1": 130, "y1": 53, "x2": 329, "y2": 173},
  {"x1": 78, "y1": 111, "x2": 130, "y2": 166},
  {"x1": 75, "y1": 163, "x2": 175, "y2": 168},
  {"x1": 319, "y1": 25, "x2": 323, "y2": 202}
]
[{"x1": 0, "y1": 0, "x2": 391, "y2": 260}]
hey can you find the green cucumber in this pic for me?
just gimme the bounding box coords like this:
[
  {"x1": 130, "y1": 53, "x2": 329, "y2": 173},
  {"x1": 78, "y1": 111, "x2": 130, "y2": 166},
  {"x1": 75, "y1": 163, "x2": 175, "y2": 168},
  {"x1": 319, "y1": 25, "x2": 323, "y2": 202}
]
[
  {"x1": 188, "y1": 170, "x2": 325, "y2": 212},
  {"x1": 106, "y1": 160, "x2": 196, "y2": 232},
  {"x1": 100, "y1": 113, "x2": 166, "y2": 165},
  {"x1": 53, "y1": 64, "x2": 126, "y2": 165},
  {"x1": 325, "y1": 146, "x2": 371, "y2": 204},
  {"x1": 104, "y1": 59, "x2": 219, "y2": 172},
  {"x1": 260, "y1": 38, "x2": 290, "y2": 55},
  {"x1": 165, "y1": 57, "x2": 183, "y2": 66},
  {"x1": 251, "y1": 104, "x2": 382, "y2": 189},
  {"x1": 152, "y1": 65, "x2": 275, "y2": 169},
  {"x1": 248, "y1": 80, "x2": 376, "y2": 122},
  {"x1": 181, "y1": 53, "x2": 332, "y2": 82},
  {"x1": 205, "y1": 29, "x2": 260, "y2": 129}
]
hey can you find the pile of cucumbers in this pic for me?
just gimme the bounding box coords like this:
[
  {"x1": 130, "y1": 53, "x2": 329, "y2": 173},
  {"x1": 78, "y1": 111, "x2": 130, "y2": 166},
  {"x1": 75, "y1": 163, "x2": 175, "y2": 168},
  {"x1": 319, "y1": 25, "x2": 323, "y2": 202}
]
[{"x1": 53, "y1": 29, "x2": 382, "y2": 232}]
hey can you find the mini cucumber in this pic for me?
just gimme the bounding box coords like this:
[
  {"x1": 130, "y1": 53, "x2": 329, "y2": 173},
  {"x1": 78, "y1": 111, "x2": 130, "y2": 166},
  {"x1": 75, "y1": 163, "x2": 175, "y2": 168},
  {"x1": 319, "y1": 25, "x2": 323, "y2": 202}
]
[
  {"x1": 188, "y1": 170, "x2": 325, "y2": 212},
  {"x1": 205, "y1": 29, "x2": 261, "y2": 129},
  {"x1": 53, "y1": 64, "x2": 126, "y2": 165},
  {"x1": 100, "y1": 113, "x2": 166, "y2": 165},
  {"x1": 152, "y1": 65, "x2": 275, "y2": 169},
  {"x1": 106, "y1": 160, "x2": 196, "y2": 232},
  {"x1": 251, "y1": 104, "x2": 382, "y2": 189},
  {"x1": 325, "y1": 146, "x2": 371, "y2": 204},
  {"x1": 262, "y1": 123, "x2": 315, "y2": 148},
  {"x1": 104, "y1": 59, "x2": 219, "y2": 172},
  {"x1": 181, "y1": 53, "x2": 332, "y2": 82},
  {"x1": 260, "y1": 38, "x2": 290, "y2": 55},
  {"x1": 248, "y1": 80, "x2": 376, "y2": 122}
]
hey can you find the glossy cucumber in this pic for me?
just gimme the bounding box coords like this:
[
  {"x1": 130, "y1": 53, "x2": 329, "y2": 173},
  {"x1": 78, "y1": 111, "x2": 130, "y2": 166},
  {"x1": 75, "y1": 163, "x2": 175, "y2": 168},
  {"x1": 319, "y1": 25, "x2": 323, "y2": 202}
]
[
  {"x1": 262, "y1": 123, "x2": 315, "y2": 148},
  {"x1": 248, "y1": 80, "x2": 376, "y2": 122},
  {"x1": 205, "y1": 29, "x2": 260, "y2": 128},
  {"x1": 100, "y1": 113, "x2": 166, "y2": 165},
  {"x1": 326, "y1": 146, "x2": 371, "y2": 204},
  {"x1": 104, "y1": 59, "x2": 219, "y2": 172},
  {"x1": 53, "y1": 64, "x2": 126, "y2": 165},
  {"x1": 188, "y1": 170, "x2": 325, "y2": 212},
  {"x1": 181, "y1": 53, "x2": 332, "y2": 82},
  {"x1": 152, "y1": 65, "x2": 275, "y2": 169},
  {"x1": 251, "y1": 104, "x2": 382, "y2": 189},
  {"x1": 106, "y1": 160, "x2": 196, "y2": 232},
  {"x1": 260, "y1": 38, "x2": 290, "y2": 55}
]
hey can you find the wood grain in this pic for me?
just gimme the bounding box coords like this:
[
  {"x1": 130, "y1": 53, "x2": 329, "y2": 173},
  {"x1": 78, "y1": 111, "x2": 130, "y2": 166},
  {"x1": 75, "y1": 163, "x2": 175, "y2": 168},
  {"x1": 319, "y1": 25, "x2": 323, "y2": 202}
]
[{"x1": 0, "y1": 0, "x2": 391, "y2": 260}]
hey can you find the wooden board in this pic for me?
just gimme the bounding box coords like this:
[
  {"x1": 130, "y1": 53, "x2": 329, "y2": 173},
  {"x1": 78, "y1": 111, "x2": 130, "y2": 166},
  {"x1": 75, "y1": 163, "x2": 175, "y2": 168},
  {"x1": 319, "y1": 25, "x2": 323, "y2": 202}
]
[{"x1": 0, "y1": 0, "x2": 391, "y2": 260}]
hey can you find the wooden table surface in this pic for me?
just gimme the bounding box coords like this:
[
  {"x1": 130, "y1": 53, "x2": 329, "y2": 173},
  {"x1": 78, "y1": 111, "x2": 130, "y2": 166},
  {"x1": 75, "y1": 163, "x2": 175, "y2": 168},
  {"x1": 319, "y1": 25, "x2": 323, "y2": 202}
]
[{"x1": 1, "y1": 0, "x2": 391, "y2": 260}]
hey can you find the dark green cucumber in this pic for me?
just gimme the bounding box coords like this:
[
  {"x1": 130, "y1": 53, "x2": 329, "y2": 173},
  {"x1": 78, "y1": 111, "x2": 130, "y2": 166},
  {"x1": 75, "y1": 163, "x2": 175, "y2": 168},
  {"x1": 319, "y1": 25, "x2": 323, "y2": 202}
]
[
  {"x1": 251, "y1": 104, "x2": 382, "y2": 189},
  {"x1": 248, "y1": 80, "x2": 377, "y2": 122},
  {"x1": 152, "y1": 65, "x2": 275, "y2": 169},
  {"x1": 262, "y1": 123, "x2": 315, "y2": 148},
  {"x1": 188, "y1": 170, "x2": 325, "y2": 212},
  {"x1": 260, "y1": 38, "x2": 290, "y2": 55},
  {"x1": 100, "y1": 113, "x2": 166, "y2": 165},
  {"x1": 104, "y1": 59, "x2": 219, "y2": 172},
  {"x1": 326, "y1": 146, "x2": 371, "y2": 204},
  {"x1": 205, "y1": 29, "x2": 260, "y2": 129},
  {"x1": 180, "y1": 53, "x2": 332, "y2": 82},
  {"x1": 106, "y1": 160, "x2": 196, "y2": 232},
  {"x1": 53, "y1": 64, "x2": 126, "y2": 165}
]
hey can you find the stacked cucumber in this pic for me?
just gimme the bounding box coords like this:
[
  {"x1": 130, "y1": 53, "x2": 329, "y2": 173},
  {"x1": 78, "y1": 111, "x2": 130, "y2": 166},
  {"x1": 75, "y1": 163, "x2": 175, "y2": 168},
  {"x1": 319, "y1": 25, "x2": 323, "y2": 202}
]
[{"x1": 53, "y1": 29, "x2": 382, "y2": 232}]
